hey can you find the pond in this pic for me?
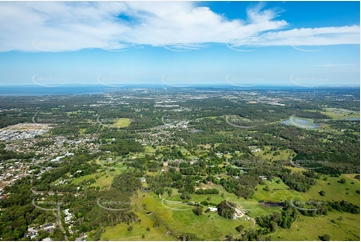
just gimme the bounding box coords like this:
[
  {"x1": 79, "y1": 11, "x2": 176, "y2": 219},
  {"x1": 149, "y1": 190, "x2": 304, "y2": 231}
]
[{"x1": 341, "y1": 117, "x2": 360, "y2": 121}]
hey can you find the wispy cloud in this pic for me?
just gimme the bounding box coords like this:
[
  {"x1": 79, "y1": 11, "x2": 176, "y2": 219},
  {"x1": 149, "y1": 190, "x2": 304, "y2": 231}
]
[{"x1": 0, "y1": 1, "x2": 359, "y2": 52}]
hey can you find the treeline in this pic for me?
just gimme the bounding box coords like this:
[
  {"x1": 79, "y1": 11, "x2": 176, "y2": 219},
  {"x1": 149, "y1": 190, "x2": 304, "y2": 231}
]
[
  {"x1": 328, "y1": 200, "x2": 359, "y2": 214},
  {"x1": 195, "y1": 188, "x2": 219, "y2": 194}
]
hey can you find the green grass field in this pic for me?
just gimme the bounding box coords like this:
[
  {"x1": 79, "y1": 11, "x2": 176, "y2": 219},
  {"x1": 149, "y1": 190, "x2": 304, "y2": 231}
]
[
  {"x1": 321, "y1": 108, "x2": 360, "y2": 120},
  {"x1": 72, "y1": 162, "x2": 127, "y2": 189},
  {"x1": 101, "y1": 185, "x2": 257, "y2": 241},
  {"x1": 302, "y1": 174, "x2": 360, "y2": 205},
  {"x1": 271, "y1": 212, "x2": 359, "y2": 241},
  {"x1": 71, "y1": 173, "x2": 97, "y2": 185},
  {"x1": 100, "y1": 172, "x2": 359, "y2": 240},
  {"x1": 144, "y1": 145, "x2": 156, "y2": 154},
  {"x1": 108, "y1": 118, "x2": 132, "y2": 128},
  {"x1": 255, "y1": 146, "x2": 294, "y2": 161}
]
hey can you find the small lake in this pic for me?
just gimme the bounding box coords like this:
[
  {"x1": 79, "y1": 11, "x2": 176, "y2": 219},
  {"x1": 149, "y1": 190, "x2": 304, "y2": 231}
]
[
  {"x1": 341, "y1": 117, "x2": 360, "y2": 121},
  {"x1": 280, "y1": 117, "x2": 321, "y2": 129}
]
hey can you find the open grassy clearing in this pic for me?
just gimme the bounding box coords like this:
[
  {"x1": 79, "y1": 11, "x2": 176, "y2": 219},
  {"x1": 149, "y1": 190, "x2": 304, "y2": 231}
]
[
  {"x1": 100, "y1": 203, "x2": 174, "y2": 241},
  {"x1": 109, "y1": 118, "x2": 132, "y2": 128},
  {"x1": 283, "y1": 165, "x2": 307, "y2": 173},
  {"x1": 144, "y1": 145, "x2": 156, "y2": 154},
  {"x1": 302, "y1": 174, "x2": 360, "y2": 205},
  {"x1": 321, "y1": 108, "x2": 360, "y2": 120},
  {"x1": 71, "y1": 173, "x2": 97, "y2": 185},
  {"x1": 97, "y1": 156, "x2": 358, "y2": 240},
  {"x1": 128, "y1": 191, "x2": 255, "y2": 241},
  {"x1": 72, "y1": 162, "x2": 127, "y2": 189},
  {"x1": 271, "y1": 212, "x2": 359, "y2": 241},
  {"x1": 255, "y1": 146, "x2": 294, "y2": 161}
]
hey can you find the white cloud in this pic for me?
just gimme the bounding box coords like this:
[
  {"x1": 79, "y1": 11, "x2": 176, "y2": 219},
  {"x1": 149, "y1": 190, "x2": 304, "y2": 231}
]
[{"x1": 0, "y1": 1, "x2": 359, "y2": 52}]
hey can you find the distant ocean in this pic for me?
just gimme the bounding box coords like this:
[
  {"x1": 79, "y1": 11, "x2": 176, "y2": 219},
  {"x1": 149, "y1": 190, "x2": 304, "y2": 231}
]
[
  {"x1": 0, "y1": 85, "x2": 119, "y2": 96},
  {"x1": 0, "y1": 85, "x2": 359, "y2": 96}
]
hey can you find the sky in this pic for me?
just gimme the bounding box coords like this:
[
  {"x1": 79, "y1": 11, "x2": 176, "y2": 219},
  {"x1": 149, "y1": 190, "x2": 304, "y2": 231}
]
[{"x1": 0, "y1": 1, "x2": 359, "y2": 88}]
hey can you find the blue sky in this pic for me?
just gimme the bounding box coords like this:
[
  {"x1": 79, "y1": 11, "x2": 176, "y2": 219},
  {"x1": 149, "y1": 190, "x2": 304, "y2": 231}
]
[{"x1": 0, "y1": 1, "x2": 359, "y2": 87}]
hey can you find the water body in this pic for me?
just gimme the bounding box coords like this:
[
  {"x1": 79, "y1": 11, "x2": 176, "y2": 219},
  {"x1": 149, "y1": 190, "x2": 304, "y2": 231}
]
[
  {"x1": 341, "y1": 117, "x2": 360, "y2": 121},
  {"x1": 0, "y1": 85, "x2": 122, "y2": 96},
  {"x1": 281, "y1": 117, "x2": 321, "y2": 129}
]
